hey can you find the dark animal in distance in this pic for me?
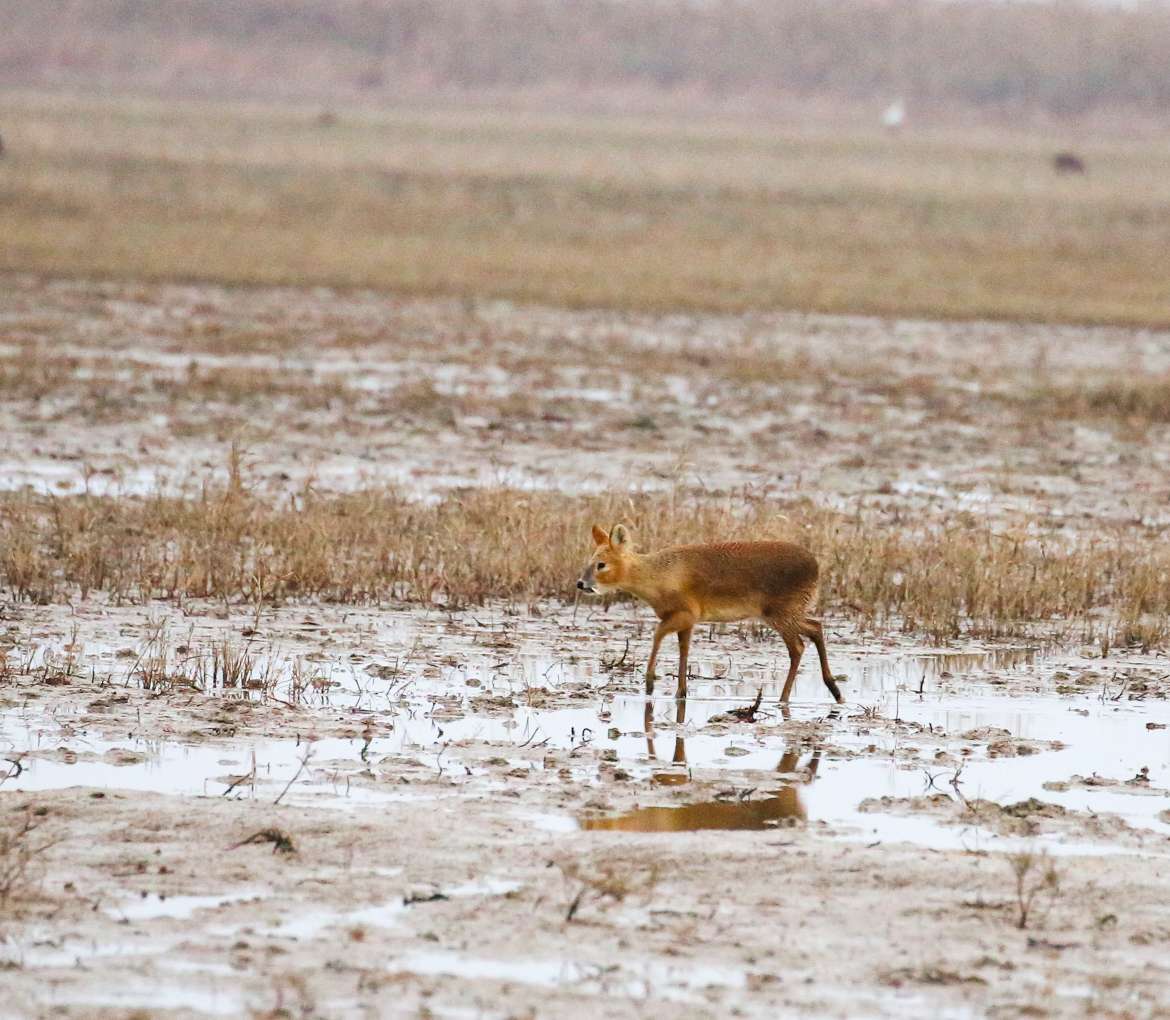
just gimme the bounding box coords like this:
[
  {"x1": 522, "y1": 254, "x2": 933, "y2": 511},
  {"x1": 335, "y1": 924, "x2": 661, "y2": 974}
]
[{"x1": 1052, "y1": 151, "x2": 1086, "y2": 175}]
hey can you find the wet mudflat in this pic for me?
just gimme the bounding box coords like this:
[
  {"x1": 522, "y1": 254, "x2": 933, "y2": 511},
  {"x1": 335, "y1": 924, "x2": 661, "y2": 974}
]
[
  {"x1": 3, "y1": 599, "x2": 1170, "y2": 1017},
  {"x1": 3, "y1": 275, "x2": 1170, "y2": 1016},
  {"x1": 4, "y1": 276, "x2": 1170, "y2": 534}
]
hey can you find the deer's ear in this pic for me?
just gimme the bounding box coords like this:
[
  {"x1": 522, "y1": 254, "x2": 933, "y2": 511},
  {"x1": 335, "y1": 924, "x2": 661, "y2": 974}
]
[
  {"x1": 591, "y1": 524, "x2": 609, "y2": 547},
  {"x1": 610, "y1": 523, "x2": 629, "y2": 547}
]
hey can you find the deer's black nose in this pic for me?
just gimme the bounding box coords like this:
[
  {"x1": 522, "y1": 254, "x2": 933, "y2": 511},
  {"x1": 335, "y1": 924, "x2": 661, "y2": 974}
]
[{"x1": 576, "y1": 580, "x2": 586, "y2": 590}]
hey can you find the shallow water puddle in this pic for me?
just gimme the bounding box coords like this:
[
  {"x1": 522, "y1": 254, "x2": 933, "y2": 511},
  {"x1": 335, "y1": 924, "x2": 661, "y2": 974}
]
[
  {"x1": 393, "y1": 949, "x2": 748, "y2": 1002},
  {"x1": 106, "y1": 888, "x2": 267, "y2": 922},
  {"x1": 216, "y1": 876, "x2": 518, "y2": 943},
  {"x1": 0, "y1": 718, "x2": 413, "y2": 806},
  {"x1": 4, "y1": 638, "x2": 1168, "y2": 854},
  {"x1": 43, "y1": 983, "x2": 244, "y2": 1017},
  {"x1": 581, "y1": 692, "x2": 1170, "y2": 849}
]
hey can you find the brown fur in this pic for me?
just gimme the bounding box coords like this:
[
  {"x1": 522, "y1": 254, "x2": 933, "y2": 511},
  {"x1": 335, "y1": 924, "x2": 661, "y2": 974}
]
[{"x1": 578, "y1": 524, "x2": 844, "y2": 704}]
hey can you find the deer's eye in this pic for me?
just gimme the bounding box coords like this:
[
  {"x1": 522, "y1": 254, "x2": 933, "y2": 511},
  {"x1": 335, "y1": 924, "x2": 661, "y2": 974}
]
[{"x1": 596, "y1": 562, "x2": 607, "y2": 571}]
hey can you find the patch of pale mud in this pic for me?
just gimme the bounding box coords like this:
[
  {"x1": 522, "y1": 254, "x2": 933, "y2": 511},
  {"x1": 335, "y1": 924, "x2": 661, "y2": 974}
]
[
  {"x1": 19, "y1": 746, "x2": 149, "y2": 767},
  {"x1": 5, "y1": 783, "x2": 1170, "y2": 1019},
  {"x1": 1043, "y1": 770, "x2": 1169, "y2": 797},
  {"x1": 960, "y1": 727, "x2": 1066, "y2": 758},
  {"x1": 858, "y1": 793, "x2": 1166, "y2": 848}
]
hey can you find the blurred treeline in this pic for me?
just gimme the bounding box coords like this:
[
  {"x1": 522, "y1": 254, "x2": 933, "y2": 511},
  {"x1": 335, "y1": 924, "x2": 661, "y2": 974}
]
[{"x1": 3, "y1": 0, "x2": 1170, "y2": 122}]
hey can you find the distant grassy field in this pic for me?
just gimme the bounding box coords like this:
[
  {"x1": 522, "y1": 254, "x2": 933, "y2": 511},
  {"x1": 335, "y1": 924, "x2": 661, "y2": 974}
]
[{"x1": 1, "y1": 91, "x2": 1168, "y2": 324}]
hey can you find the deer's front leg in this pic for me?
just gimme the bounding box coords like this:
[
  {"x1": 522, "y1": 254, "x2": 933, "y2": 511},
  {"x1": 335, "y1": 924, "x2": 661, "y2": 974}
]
[{"x1": 646, "y1": 611, "x2": 696, "y2": 697}]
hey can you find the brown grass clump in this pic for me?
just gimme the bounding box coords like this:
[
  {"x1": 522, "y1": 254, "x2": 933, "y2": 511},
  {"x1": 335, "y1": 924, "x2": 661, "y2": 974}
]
[
  {"x1": 1035, "y1": 376, "x2": 1170, "y2": 426},
  {"x1": 1008, "y1": 849, "x2": 1062, "y2": 930},
  {"x1": 1, "y1": 477, "x2": 1167, "y2": 646},
  {"x1": 0, "y1": 807, "x2": 57, "y2": 913}
]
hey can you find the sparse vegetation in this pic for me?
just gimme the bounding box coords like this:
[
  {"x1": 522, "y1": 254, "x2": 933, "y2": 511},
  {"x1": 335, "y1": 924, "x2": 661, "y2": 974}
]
[
  {"x1": 1, "y1": 477, "x2": 1167, "y2": 646},
  {"x1": 229, "y1": 828, "x2": 297, "y2": 855},
  {"x1": 1008, "y1": 849, "x2": 1062, "y2": 930},
  {"x1": 1036, "y1": 375, "x2": 1170, "y2": 426},
  {"x1": 1, "y1": 94, "x2": 1168, "y2": 325},
  {"x1": 0, "y1": 807, "x2": 55, "y2": 912},
  {"x1": 558, "y1": 854, "x2": 661, "y2": 921}
]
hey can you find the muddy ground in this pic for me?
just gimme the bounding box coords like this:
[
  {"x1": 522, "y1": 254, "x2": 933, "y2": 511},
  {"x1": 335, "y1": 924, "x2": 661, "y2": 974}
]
[
  {"x1": 3, "y1": 594, "x2": 1170, "y2": 1018},
  {"x1": 3, "y1": 275, "x2": 1170, "y2": 1017},
  {"x1": 3, "y1": 275, "x2": 1170, "y2": 529}
]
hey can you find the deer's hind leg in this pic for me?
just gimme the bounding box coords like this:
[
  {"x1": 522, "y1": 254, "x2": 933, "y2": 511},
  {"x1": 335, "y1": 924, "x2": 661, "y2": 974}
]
[
  {"x1": 768, "y1": 600, "x2": 830, "y2": 703},
  {"x1": 800, "y1": 616, "x2": 844, "y2": 704},
  {"x1": 763, "y1": 610, "x2": 806, "y2": 703},
  {"x1": 777, "y1": 630, "x2": 804, "y2": 703}
]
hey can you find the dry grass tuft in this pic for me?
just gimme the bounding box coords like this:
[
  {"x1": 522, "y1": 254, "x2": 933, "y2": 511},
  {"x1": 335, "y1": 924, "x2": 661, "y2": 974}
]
[
  {"x1": 1035, "y1": 376, "x2": 1170, "y2": 426},
  {"x1": 558, "y1": 854, "x2": 661, "y2": 922},
  {"x1": 0, "y1": 807, "x2": 57, "y2": 913},
  {"x1": 1008, "y1": 849, "x2": 1062, "y2": 930}
]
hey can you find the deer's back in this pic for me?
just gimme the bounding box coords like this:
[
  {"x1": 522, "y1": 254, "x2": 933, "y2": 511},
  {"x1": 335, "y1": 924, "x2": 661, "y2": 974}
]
[{"x1": 653, "y1": 541, "x2": 818, "y2": 620}]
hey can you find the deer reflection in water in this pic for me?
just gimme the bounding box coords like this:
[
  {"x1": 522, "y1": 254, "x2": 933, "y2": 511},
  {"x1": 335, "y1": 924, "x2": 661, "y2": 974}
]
[
  {"x1": 646, "y1": 698, "x2": 689, "y2": 785},
  {"x1": 582, "y1": 700, "x2": 822, "y2": 832}
]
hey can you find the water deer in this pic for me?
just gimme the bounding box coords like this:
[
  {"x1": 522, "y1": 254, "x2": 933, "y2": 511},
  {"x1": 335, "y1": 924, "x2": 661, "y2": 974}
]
[{"x1": 577, "y1": 524, "x2": 843, "y2": 704}]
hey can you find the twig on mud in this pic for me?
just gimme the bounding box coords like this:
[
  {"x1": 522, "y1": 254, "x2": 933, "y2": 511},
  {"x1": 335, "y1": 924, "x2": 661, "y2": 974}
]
[
  {"x1": 1008, "y1": 849, "x2": 1061, "y2": 930},
  {"x1": 404, "y1": 889, "x2": 450, "y2": 906},
  {"x1": 227, "y1": 828, "x2": 297, "y2": 855},
  {"x1": 0, "y1": 757, "x2": 25, "y2": 784},
  {"x1": 600, "y1": 638, "x2": 631, "y2": 672},
  {"x1": 949, "y1": 764, "x2": 969, "y2": 807},
  {"x1": 714, "y1": 786, "x2": 756, "y2": 802},
  {"x1": 273, "y1": 744, "x2": 314, "y2": 806},
  {"x1": 518, "y1": 725, "x2": 547, "y2": 749},
  {"x1": 221, "y1": 749, "x2": 257, "y2": 798},
  {"x1": 727, "y1": 687, "x2": 764, "y2": 722},
  {"x1": 557, "y1": 857, "x2": 661, "y2": 923},
  {"x1": 565, "y1": 889, "x2": 584, "y2": 922},
  {"x1": 1, "y1": 809, "x2": 62, "y2": 905},
  {"x1": 568, "y1": 727, "x2": 594, "y2": 756}
]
